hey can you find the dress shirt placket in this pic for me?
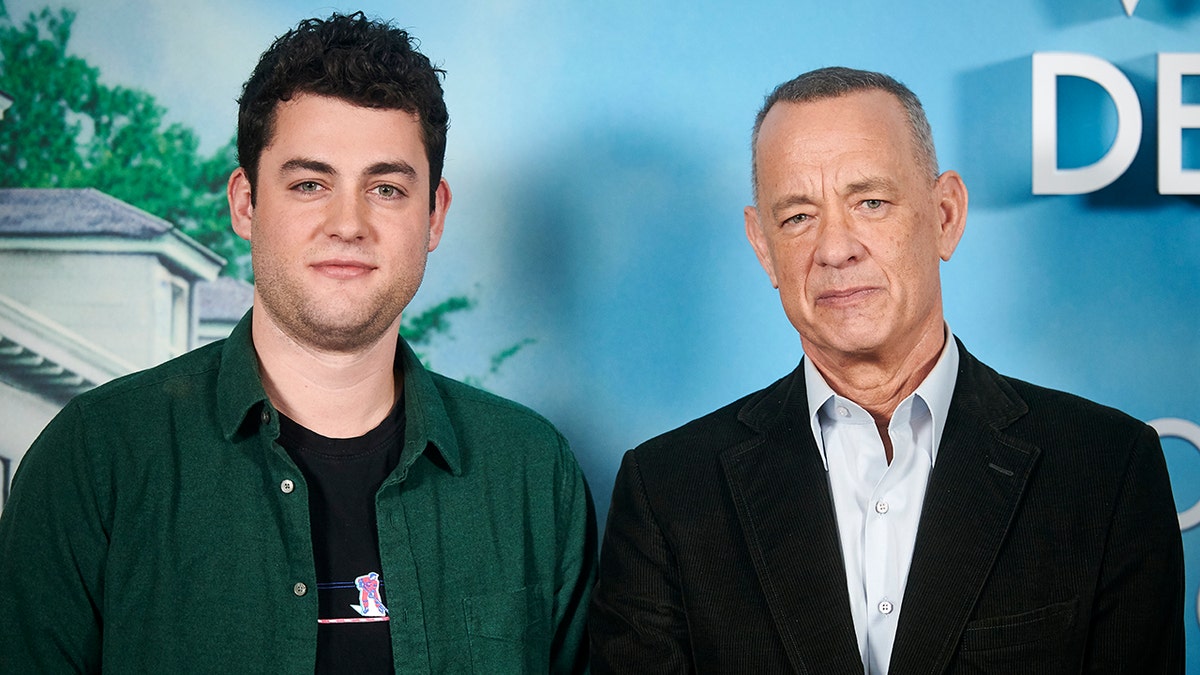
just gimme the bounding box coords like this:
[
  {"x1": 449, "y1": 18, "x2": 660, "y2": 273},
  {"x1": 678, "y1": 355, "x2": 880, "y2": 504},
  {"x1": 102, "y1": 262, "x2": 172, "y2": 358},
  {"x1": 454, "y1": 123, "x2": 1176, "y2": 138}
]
[{"x1": 862, "y1": 396, "x2": 932, "y2": 674}]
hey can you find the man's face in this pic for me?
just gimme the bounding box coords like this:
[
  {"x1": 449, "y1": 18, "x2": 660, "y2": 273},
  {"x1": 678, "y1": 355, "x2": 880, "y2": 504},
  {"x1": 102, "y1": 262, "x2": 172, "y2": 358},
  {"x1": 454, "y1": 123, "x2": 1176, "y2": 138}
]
[
  {"x1": 744, "y1": 89, "x2": 966, "y2": 369},
  {"x1": 228, "y1": 93, "x2": 450, "y2": 353}
]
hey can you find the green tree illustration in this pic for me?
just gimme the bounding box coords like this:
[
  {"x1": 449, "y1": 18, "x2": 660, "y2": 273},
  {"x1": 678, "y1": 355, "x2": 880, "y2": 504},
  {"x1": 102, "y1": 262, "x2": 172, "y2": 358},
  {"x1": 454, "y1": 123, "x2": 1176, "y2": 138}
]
[
  {"x1": 0, "y1": 4, "x2": 246, "y2": 278},
  {"x1": 0, "y1": 4, "x2": 524, "y2": 375}
]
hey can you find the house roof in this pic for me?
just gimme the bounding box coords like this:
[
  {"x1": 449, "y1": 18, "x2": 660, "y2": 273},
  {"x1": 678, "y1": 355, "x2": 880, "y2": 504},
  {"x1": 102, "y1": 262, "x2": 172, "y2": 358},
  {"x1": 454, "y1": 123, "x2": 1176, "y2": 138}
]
[
  {"x1": 0, "y1": 188, "x2": 224, "y2": 280},
  {"x1": 197, "y1": 275, "x2": 254, "y2": 322},
  {"x1": 0, "y1": 187, "x2": 178, "y2": 238}
]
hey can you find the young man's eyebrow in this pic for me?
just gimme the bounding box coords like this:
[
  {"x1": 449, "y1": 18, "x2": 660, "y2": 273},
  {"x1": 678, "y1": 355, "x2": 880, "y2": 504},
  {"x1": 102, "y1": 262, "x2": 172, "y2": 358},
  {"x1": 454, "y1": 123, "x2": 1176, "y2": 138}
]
[
  {"x1": 365, "y1": 161, "x2": 418, "y2": 182},
  {"x1": 279, "y1": 157, "x2": 336, "y2": 175}
]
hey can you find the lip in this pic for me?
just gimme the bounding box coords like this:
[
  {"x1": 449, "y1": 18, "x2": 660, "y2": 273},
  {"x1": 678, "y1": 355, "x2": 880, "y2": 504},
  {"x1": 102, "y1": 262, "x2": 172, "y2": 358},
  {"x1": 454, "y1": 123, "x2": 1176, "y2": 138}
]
[
  {"x1": 816, "y1": 286, "x2": 878, "y2": 306},
  {"x1": 310, "y1": 258, "x2": 376, "y2": 280}
]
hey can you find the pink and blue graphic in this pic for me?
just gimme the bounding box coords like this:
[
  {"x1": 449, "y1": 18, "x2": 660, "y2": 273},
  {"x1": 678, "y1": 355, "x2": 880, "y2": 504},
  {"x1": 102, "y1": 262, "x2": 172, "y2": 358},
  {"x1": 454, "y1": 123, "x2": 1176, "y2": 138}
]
[{"x1": 352, "y1": 572, "x2": 388, "y2": 618}]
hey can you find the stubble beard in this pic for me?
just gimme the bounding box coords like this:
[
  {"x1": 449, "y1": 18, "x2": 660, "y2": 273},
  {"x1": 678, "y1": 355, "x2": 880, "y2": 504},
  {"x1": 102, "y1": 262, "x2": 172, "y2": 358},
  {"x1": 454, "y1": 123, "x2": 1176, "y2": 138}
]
[{"x1": 253, "y1": 252, "x2": 427, "y2": 354}]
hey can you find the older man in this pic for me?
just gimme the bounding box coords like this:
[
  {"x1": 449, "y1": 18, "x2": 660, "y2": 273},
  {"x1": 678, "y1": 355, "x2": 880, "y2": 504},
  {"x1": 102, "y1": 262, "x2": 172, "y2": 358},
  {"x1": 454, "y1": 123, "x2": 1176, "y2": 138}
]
[
  {"x1": 0, "y1": 13, "x2": 595, "y2": 673},
  {"x1": 589, "y1": 67, "x2": 1183, "y2": 673}
]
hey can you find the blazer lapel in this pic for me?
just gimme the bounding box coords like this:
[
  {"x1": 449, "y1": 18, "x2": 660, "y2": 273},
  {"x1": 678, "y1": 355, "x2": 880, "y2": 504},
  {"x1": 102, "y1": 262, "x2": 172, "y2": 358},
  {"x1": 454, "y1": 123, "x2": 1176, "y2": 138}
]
[
  {"x1": 889, "y1": 343, "x2": 1040, "y2": 675},
  {"x1": 720, "y1": 367, "x2": 863, "y2": 675}
]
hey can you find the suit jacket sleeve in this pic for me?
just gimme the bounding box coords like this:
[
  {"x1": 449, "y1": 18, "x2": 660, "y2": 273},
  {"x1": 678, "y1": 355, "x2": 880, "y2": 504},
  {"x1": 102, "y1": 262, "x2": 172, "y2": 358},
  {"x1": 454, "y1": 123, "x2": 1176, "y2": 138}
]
[
  {"x1": 589, "y1": 449, "x2": 694, "y2": 673},
  {"x1": 1085, "y1": 423, "x2": 1185, "y2": 672}
]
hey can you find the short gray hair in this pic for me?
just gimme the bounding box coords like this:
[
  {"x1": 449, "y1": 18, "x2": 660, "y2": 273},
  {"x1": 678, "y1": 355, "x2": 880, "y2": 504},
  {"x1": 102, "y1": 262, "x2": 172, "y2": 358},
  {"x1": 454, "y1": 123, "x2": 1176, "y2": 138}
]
[{"x1": 750, "y1": 67, "x2": 939, "y2": 197}]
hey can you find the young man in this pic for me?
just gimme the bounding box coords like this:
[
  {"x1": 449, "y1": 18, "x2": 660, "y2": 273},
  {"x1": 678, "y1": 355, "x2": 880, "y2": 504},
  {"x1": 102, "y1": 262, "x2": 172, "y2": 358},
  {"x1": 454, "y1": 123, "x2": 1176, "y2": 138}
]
[
  {"x1": 589, "y1": 67, "x2": 1183, "y2": 673},
  {"x1": 0, "y1": 13, "x2": 595, "y2": 673}
]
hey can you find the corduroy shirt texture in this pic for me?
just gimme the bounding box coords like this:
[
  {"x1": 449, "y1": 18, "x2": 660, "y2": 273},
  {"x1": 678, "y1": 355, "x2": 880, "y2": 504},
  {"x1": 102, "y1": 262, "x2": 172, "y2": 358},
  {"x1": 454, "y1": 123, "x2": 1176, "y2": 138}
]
[{"x1": 0, "y1": 310, "x2": 596, "y2": 674}]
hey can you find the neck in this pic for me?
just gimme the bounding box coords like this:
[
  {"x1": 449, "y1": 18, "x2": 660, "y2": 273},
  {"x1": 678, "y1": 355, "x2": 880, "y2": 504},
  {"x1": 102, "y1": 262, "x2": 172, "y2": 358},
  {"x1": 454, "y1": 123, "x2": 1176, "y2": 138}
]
[
  {"x1": 251, "y1": 311, "x2": 402, "y2": 439},
  {"x1": 806, "y1": 321, "x2": 946, "y2": 426}
]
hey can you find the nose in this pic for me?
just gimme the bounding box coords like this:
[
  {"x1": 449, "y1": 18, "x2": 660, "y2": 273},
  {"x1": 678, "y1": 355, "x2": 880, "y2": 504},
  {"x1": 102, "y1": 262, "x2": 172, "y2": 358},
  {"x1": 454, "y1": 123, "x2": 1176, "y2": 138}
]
[
  {"x1": 322, "y1": 190, "x2": 369, "y2": 241},
  {"x1": 812, "y1": 209, "x2": 865, "y2": 268}
]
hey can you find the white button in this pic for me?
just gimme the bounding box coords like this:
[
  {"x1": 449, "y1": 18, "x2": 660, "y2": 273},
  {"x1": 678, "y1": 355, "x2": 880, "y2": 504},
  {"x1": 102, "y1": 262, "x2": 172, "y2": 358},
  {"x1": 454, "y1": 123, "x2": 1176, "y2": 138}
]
[
  {"x1": 878, "y1": 599, "x2": 894, "y2": 615},
  {"x1": 836, "y1": 406, "x2": 850, "y2": 417},
  {"x1": 293, "y1": 582, "x2": 308, "y2": 597},
  {"x1": 280, "y1": 479, "x2": 295, "y2": 494},
  {"x1": 875, "y1": 500, "x2": 889, "y2": 515}
]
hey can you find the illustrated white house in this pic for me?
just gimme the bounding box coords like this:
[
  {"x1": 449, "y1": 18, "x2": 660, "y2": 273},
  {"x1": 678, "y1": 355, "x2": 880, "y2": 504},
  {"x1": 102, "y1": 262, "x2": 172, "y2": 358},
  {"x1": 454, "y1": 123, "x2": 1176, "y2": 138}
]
[{"x1": 0, "y1": 188, "x2": 253, "y2": 509}]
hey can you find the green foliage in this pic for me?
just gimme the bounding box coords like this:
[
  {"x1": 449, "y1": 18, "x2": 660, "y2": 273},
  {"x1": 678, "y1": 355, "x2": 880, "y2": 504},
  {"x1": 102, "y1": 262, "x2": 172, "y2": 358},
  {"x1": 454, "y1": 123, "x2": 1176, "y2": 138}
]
[
  {"x1": 401, "y1": 297, "x2": 534, "y2": 387},
  {"x1": 0, "y1": 6, "x2": 249, "y2": 279},
  {"x1": 0, "y1": 4, "x2": 529, "y2": 380},
  {"x1": 401, "y1": 295, "x2": 475, "y2": 348}
]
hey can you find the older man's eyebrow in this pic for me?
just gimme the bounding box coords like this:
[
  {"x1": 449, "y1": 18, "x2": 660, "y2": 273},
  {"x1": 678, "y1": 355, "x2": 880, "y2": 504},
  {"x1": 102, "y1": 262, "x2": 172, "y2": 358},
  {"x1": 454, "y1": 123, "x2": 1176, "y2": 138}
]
[
  {"x1": 770, "y1": 194, "x2": 816, "y2": 217},
  {"x1": 365, "y1": 161, "x2": 418, "y2": 182},
  {"x1": 844, "y1": 177, "x2": 898, "y2": 195}
]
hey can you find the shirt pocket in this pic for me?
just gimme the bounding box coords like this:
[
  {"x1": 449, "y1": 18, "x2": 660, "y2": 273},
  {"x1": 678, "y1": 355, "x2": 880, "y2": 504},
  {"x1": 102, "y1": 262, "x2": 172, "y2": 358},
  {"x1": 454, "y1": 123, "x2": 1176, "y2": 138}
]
[
  {"x1": 463, "y1": 585, "x2": 548, "y2": 673},
  {"x1": 955, "y1": 597, "x2": 1078, "y2": 671}
]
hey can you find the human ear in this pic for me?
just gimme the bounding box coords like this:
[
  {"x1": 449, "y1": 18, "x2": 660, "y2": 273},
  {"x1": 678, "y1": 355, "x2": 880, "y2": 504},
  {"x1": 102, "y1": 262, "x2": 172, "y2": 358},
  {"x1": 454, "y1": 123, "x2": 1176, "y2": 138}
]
[
  {"x1": 426, "y1": 178, "x2": 452, "y2": 253},
  {"x1": 744, "y1": 205, "x2": 779, "y2": 289},
  {"x1": 227, "y1": 168, "x2": 254, "y2": 242},
  {"x1": 934, "y1": 170, "x2": 968, "y2": 261}
]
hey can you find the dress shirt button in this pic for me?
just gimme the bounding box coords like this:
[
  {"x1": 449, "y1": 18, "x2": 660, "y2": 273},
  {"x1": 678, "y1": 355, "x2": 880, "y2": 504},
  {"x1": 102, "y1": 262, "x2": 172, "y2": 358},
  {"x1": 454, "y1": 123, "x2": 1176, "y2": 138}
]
[
  {"x1": 293, "y1": 582, "x2": 308, "y2": 597},
  {"x1": 878, "y1": 599, "x2": 894, "y2": 615},
  {"x1": 261, "y1": 408, "x2": 272, "y2": 425},
  {"x1": 836, "y1": 405, "x2": 850, "y2": 417},
  {"x1": 280, "y1": 479, "x2": 295, "y2": 494},
  {"x1": 874, "y1": 500, "x2": 890, "y2": 515}
]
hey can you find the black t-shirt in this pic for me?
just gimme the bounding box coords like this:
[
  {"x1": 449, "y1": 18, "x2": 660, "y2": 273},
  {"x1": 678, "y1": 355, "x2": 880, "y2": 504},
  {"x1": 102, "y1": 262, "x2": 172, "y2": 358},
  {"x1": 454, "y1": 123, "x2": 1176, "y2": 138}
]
[{"x1": 278, "y1": 399, "x2": 404, "y2": 674}]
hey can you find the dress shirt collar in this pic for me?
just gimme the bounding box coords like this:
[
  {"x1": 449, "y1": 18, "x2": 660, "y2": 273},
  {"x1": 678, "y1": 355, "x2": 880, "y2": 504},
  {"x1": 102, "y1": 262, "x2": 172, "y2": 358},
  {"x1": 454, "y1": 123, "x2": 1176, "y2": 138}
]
[
  {"x1": 216, "y1": 308, "x2": 462, "y2": 476},
  {"x1": 804, "y1": 325, "x2": 960, "y2": 469}
]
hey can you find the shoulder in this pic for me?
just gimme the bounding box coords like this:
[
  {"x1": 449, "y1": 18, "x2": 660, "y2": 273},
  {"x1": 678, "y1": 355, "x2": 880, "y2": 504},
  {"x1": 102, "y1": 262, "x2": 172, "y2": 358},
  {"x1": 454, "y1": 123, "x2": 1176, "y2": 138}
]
[
  {"x1": 1000, "y1": 374, "x2": 1154, "y2": 452},
  {"x1": 631, "y1": 368, "x2": 801, "y2": 474},
  {"x1": 956, "y1": 343, "x2": 1151, "y2": 442},
  {"x1": 427, "y1": 371, "x2": 564, "y2": 443},
  {"x1": 68, "y1": 340, "x2": 225, "y2": 416},
  {"x1": 955, "y1": 348, "x2": 1158, "y2": 486}
]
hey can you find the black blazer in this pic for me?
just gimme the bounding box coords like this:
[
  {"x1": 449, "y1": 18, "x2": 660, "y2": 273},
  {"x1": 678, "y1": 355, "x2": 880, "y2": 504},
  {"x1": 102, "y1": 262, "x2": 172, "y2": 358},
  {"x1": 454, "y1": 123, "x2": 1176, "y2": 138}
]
[{"x1": 589, "y1": 341, "x2": 1184, "y2": 673}]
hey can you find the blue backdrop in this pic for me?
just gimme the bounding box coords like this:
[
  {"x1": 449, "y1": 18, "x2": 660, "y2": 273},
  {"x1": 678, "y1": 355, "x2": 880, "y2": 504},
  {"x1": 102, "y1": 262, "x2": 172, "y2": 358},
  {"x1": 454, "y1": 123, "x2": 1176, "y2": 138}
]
[{"x1": 8, "y1": 0, "x2": 1199, "y2": 663}]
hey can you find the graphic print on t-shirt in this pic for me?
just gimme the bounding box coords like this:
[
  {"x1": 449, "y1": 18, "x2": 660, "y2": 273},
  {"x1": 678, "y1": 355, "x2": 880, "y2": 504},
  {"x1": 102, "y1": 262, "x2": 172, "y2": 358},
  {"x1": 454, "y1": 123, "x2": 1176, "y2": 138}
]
[{"x1": 316, "y1": 572, "x2": 391, "y2": 624}]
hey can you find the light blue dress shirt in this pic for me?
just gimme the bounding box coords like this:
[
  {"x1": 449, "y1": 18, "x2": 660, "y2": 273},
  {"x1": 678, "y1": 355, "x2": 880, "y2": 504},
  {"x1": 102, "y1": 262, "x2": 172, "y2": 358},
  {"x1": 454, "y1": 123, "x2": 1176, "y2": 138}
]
[{"x1": 804, "y1": 328, "x2": 960, "y2": 675}]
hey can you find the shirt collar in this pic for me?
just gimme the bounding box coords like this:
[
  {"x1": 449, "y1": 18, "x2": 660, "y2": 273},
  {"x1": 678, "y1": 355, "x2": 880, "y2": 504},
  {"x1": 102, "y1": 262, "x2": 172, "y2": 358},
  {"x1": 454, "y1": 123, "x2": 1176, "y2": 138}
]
[
  {"x1": 805, "y1": 325, "x2": 960, "y2": 469},
  {"x1": 217, "y1": 308, "x2": 462, "y2": 476}
]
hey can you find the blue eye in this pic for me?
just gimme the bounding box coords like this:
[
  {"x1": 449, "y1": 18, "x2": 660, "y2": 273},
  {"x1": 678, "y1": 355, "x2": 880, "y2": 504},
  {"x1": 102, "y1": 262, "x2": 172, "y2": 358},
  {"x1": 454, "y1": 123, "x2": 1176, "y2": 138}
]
[{"x1": 863, "y1": 199, "x2": 883, "y2": 209}]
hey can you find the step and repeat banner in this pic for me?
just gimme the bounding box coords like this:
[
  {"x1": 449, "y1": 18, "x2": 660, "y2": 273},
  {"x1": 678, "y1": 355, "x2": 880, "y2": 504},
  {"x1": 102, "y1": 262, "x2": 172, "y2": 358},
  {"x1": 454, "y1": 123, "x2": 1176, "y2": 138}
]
[{"x1": 2, "y1": 0, "x2": 1198, "y2": 662}]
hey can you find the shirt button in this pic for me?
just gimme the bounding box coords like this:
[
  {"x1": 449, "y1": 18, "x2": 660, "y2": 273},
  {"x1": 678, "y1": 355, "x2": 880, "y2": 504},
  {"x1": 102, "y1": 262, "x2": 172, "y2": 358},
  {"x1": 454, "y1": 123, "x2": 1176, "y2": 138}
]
[
  {"x1": 875, "y1": 500, "x2": 890, "y2": 515},
  {"x1": 261, "y1": 408, "x2": 272, "y2": 425},
  {"x1": 280, "y1": 479, "x2": 295, "y2": 494},
  {"x1": 878, "y1": 599, "x2": 894, "y2": 615},
  {"x1": 293, "y1": 582, "x2": 308, "y2": 597},
  {"x1": 836, "y1": 406, "x2": 850, "y2": 417}
]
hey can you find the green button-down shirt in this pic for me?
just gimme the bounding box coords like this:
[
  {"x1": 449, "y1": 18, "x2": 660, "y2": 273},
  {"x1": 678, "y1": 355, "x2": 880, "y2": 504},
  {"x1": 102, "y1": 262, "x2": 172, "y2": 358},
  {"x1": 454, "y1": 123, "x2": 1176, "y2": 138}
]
[{"x1": 0, "y1": 311, "x2": 596, "y2": 673}]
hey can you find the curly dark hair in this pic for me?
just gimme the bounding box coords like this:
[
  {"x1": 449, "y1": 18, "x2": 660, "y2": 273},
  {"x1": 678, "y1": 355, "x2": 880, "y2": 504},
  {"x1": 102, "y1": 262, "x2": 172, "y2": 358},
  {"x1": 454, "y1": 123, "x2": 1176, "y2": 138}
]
[{"x1": 236, "y1": 12, "x2": 448, "y2": 208}]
